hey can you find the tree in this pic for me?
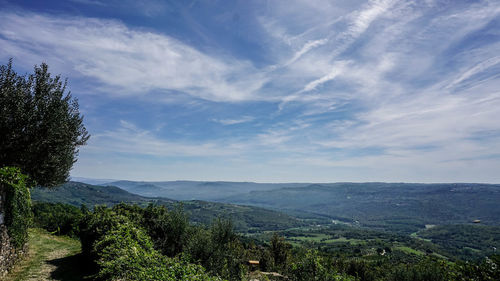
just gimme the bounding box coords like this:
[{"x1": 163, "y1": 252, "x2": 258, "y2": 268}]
[
  {"x1": 270, "y1": 232, "x2": 291, "y2": 270},
  {"x1": 0, "y1": 59, "x2": 89, "y2": 187}
]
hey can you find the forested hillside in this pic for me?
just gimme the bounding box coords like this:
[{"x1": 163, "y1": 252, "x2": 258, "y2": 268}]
[
  {"x1": 86, "y1": 180, "x2": 500, "y2": 234},
  {"x1": 31, "y1": 181, "x2": 305, "y2": 232},
  {"x1": 32, "y1": 181, "x2": 500, "y2": 263},
  {"x1": 218, "y1": 182, "x2": 500, "y2": 233},
  {"x1": 27, "y1": 200, "x2": 500, "y2": 281}
]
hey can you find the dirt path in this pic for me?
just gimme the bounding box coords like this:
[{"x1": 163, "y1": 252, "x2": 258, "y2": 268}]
[{"x1": 4, "y1": 229, "x2": 87, "y2": 281}]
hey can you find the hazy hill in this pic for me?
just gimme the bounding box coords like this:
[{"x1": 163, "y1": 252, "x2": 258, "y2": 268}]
[
  {"x1": 31, "y1": 181, "x2": 170, "y2": 206},
  {"x1": 31, "y1": 181, "x2": 304, "y2": 232},
  {"x1": 66, "y1": 179, "x2": 500, "y2": 233},
  {"x1": 218, "y1": 182, "x2": 500, "y2": 233},
  {"x1": 101, "y1": 180, "x2": 306, "y2": 201}
]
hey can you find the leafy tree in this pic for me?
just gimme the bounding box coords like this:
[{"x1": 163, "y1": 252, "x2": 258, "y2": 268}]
[
  {"x1": 288, "y1": 250, "x2": 355, "y2": 281},
  {"x1": 143, "y1": 204, "x2": 189, "y2": 257},
  {"x1": 32, "y1": 202, "x2": 83, "y2": 237},
  {"x1": 269, "y1": 232, "x2": 291, "y2": 270},
  {"x1": 0, "y1": 59, "x2": 89, "y2": 187}
]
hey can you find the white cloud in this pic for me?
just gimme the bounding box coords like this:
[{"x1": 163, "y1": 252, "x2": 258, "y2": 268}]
[
  {"x1": 286, "y1": 38, "x2": 328, "y2": 65},
  {"x1": 301, "y1": 61, "x2": 350, "y2": 93},
  {"x1": 86, "y1": 121, "x2": 236, "y2": 157},
  {"x1": 213, "y1": 116, "x2": 255, "y2": 125},
  {"x1": 446, "y1": 56, "x2": 500, "y2": 90},
  {"x1": 0, "y1": 12, "x2": 267, "y2": 103},
  {"x1": 3, "y1": 1, "x2": 500, "y2": 182}
]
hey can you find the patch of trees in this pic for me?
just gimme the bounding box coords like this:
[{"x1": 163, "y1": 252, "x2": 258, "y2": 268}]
[
  {"x1": 72, "y1": 203, "x2": 354, "y2": 281},
  {"x1": 418, "y1": 224, "x2": 500, "y2": 261},
  {"x1": 78, "y1": 205, "x2": 220, "y2": 281},
  {"x1": 32, "y1": 202, "x2": 83, "y2": 237}
]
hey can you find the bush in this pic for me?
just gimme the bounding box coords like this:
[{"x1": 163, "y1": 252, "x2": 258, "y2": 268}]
[
  {"x1": 142, "y1": 204, "x2": 189, "y2": 257},
  {"x1": 186, "y1": 219, "x2": 246, "y2": 281},
  {"x1": 288, "y1": 250, "x2": 355, "y2": 281},
  {"x1": 387, "y1": 258, "x2": 455, "y2": 281},
  {"x1": 32, "y1": 202, "x2": 82, "y2": 237},
  {"x1": 79, "y1": 205, "x2": 222, "y2": 281},
  {"x1": 95, "y1": 223, "x2": 220, "y2": 281},
  {"x1": 0, "y1": 166, "x2": 33, "y2": 249},
  {"x1": 79, "y1": 205, "x2": 131, "y2": 261}
]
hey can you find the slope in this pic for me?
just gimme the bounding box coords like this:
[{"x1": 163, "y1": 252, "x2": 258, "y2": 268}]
[{"x1": 31, "y1": 181, "x2": 304, "y2": 232}]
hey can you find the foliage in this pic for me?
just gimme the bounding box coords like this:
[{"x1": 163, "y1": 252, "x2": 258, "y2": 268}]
[
  {"x1": 418, "y1": 224, "x2": 500, "y2": 261},
  {"x1": 453, "y1": 255, "x2": 500, "y2": 281},
  {"x1": 78, "y1": 205, "x2": 131, "y2": 262},
  {"x1": 143, "y1": 204, "x2": 189, "y2": 257},
  {"x1": 386, "y1": 258, "x2": 457, "y2": 281},
  {"x1": 45, "y1": 200, "x2": 500, "y2": 281},
  {"x1": 1, "y1": 166, "x2": 33, "y2": 248},
  {"x1": 288, "y1": 250, "x2": 355, "y2": 281},
  {"x1": 269, "y1": 232, "x2": 291, "y2": 271},
  {"x1": 32, "y1": 202, "x2": 83, "y2": 237},
  {"x1": 185, "y1": 219, "x2": 246, "y2": 281},
  {"x1": 0, "y1": 60, "x2": 89, "y2": 187},
  {"x1": 222, "y1": 182, "x2": 500, "y2": 234},
  {"x1": 31, "y1": 181, "x2": 302, "y2": 233},
  {"x1": 94, "y1": 223, "x2": 218, "y2": 281},
  {"x1": 79, "y1": 205, "x2": 222, "y2": 281},
  {"x1": 31, "y1": 181, "x2": 165, "y2": 207}
]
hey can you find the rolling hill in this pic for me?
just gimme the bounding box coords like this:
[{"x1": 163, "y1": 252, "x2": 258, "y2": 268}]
[
  {"x1": 218, "y1": 182, "x2": 500, "y2": 233},
  {"x1": 31, "y1": 181, "x2": 305, "y2": 232},
  {"x1": 62, "y1": 180, "x2": 500, "y2": 234},
  {"x1": 103, "y1": 180, "x2": 305, "y2": 201}
]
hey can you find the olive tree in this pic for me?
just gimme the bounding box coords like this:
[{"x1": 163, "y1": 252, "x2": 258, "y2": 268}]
[{"x1": 0, "y1": 59, "x2": 89, "y2": 187}]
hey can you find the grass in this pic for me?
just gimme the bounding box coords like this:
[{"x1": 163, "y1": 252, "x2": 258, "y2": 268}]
[
  {"x1": 4, "y1": 228, "x2": 90, "y2": 281},
  {"x1": 287, "y1": 233, "x2": 367, "y2": 245},
  {"x1": 322, "y1": 238, "x2": 366, "y2": 245},
  {"x1": 394, "y1": 246, "x2": 425, "y2": 256},
  {"x1": 288, "y1": 233, "x2": 331, "y2": 242}
]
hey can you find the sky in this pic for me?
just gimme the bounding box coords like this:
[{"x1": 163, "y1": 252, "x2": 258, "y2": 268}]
[{"x1": 1, "y1": 0, "x2": 500, "y2": 183}]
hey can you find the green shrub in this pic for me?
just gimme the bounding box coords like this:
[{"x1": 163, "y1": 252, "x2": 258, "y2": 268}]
[
  {"x1": 387, "y1": 258, "x2": 455, "y2": 281},
  {"x1": 186, "y1": 219, "x2": 246, "y2": 281},
  {"x1": 32, "y1": 202, "x2": 82, "y2": 237},
  {"x1": 142, "y1": 204, "x2": 189, "y2": 257},
  {"x1": 288, "y1": 250, "x2": 355, "y2": 281},
  {"x1": 95, "y1": 223, "x2": 221, "y2": 281},
  {"x1": 79, "y1": 205, "x2": 131, "y2": 261},
  {"x1": 0, "y1": 166, "x2": 33, "y2": 249},
  {"x1": 80, "y1": 205, "x2": 223, "y2": 281}
]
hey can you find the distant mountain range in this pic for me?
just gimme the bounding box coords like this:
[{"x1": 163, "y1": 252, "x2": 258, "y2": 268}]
[
  {"x1": 71, "y1": 179, "x2": 500, "y2": 234},
  {"x1": 31, "y1": 181, "x2": 305, "y2": 232},
  {"x1": 101, "y1": 180, "x2": 306, "y2": 200}
]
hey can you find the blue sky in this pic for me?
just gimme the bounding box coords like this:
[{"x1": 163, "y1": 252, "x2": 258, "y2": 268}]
[{"x1": 1, "y1": 0, "x2": 500, "y2": 183}]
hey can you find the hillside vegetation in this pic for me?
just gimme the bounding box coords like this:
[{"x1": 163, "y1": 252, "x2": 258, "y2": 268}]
[
  {"x1": 31, "y1": 181, "x2": 305, "y2": 232},
  {"x1": 218, "y1": 182, "x2": 500, "y2": 233},
  {"x1": 90, "y1": 180, "x2": 500, "y2": 234},
  {"x1": 28, "y1": 180, "x2": 500, "y2": 280},
  {"x1": 25, "y1": 201, "x2": 500, "y2": 281}
]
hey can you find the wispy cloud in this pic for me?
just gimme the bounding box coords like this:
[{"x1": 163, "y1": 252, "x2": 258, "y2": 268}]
[
  {"x1": 446, "y1": 56, "x2": 500, "y2": 90},
  {"x1": 87, "y1": 120, "x2": 237, "y2": 157},
  {"x1": 2, "y1": 0, "x2": 500, "y2": 182},
  {"x1": 213, "y1": 116, "x2": 255, "y2": 125},
  {"x1": 0, "y1": 12, "x2": 267, "y2": 103}
]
